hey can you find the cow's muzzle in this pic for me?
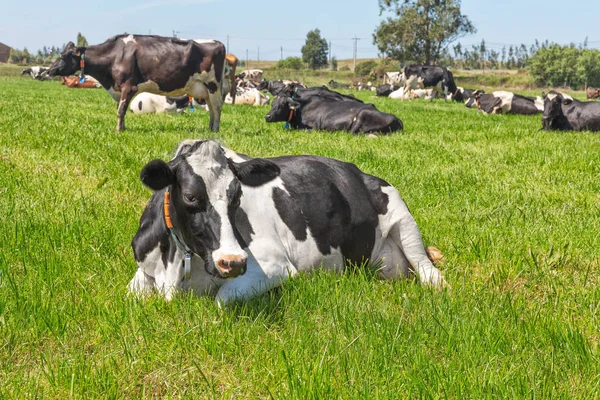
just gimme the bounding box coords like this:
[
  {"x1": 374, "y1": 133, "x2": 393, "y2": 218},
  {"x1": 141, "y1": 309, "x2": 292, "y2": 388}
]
[
  {"x1": 265, "y1": 114, "x2": 272, "y2": 122},
  {"x1": 216, "y1": 255, "x2": 247, "y2": 278}
]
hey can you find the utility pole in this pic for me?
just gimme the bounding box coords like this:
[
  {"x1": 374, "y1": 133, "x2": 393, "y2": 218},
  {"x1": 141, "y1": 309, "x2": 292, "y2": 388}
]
[
  {"x1": 246, "y1": 49, "x2": 248, "y2": 68},
  {"x1": 226, "y1": 34, "x2": 229, "y2": 52},
  {"x1": 352, "y1": 36, "x2": 361, "y2": 71},
  {"x1": 257, "y1": 46, "x2": 260, "y2": 65},
  {"x1": 172, "y1": 30, "x2": 179, "y2": 38},
  {"x1": 329, "y1": 41, "x2": 332, "y2": 63}
]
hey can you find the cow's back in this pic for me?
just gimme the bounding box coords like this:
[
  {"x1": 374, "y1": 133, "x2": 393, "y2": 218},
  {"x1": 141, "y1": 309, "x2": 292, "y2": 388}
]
[{"x1": 240, "y1": 155, "x2": 386, "y2": 267}]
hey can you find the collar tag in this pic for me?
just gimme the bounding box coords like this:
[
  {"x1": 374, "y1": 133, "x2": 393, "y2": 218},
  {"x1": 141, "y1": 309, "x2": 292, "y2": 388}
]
[{"x1": 183, "y1": 252, "x2": 192, "y2": 281}]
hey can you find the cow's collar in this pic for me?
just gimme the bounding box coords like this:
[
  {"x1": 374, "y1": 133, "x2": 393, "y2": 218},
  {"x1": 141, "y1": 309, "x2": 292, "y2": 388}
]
[
  {"x1": 164, "y1": 188, "x2": 192, "y2": 281},
  {"x1": 79, "y1": 51, "x2": 86, "y2": 83}
]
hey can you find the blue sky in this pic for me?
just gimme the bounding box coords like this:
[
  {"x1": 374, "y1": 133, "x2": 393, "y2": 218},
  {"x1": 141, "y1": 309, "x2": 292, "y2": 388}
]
[{"x1": 2, "y1": 0, "x2": 600, "y2": 60}]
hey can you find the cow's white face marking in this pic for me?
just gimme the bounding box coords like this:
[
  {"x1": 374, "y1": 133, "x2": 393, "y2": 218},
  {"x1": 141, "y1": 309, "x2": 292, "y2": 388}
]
[
  {"x1": 185, "y1": 142, "x2": 247, "y2": 264},
  {"x1": 122, "y1": 34, "x2": 137, "y2": 45}
]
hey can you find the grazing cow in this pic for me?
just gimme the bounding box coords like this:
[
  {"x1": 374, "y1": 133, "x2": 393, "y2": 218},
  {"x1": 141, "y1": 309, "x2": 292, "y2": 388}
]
[
  {"x1": 237, "y1": 69, "x2": 263, "y2": 82},
  {"x1": 129, "y1": 93, "x2": 190, "y2": 114},
  {"x1": 586, "y1": 87, "x2": 600, "y2": 100},
  {"x1": 225, "y1": 87, "x2": 269, "y2": 105},
  {"x1": 129, "y1": 140, "x2": 446, "y2": 303},
  {"x1": 265, "y1": 95, "x2": 402, "y2": 134},
  {"x1": 60, "y1": 75, "x2": 101, "y2": 88},
  {"x1": 328, "y1": 80, "x2": 340, "y2": 88},
  {"x1": 21, "y1": 66, "x2": 51, "y2": 80},
  {"x1": 376, "y1": 84, "x2": 400, "y2": 97},
  {"x1": 402, "y1": 64, "x2": 458, "y2": 102},
  {"x1": 542, "y1": 91, "x2": 600, "y2": 131},
  {"x1": 475, "y1": 91, "x2": 541, "y2": 115},
  {"x1": 384, "y1": 71, "x2": 405, "y2": 85},
  {"x1": 46, "y1": 35, "x2": 226, "y2": 132}
]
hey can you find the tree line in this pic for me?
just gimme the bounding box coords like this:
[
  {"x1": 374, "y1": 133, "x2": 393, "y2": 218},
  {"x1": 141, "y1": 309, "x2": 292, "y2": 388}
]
[{"x1": 8, "y1": 33, "x2": 88, "y2": 66}]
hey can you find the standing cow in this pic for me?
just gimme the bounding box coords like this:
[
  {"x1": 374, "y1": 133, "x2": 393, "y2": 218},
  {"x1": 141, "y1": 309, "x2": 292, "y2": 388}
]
[
  {"x1": 129, "y1": 140, "x2": 446, "y2": 303},
  {"x1": 46, "y1": 35, "x2": 226, "y2": 132},
  {"x1": 402, "y1": 65, "x2": 459, "y2": 102}
]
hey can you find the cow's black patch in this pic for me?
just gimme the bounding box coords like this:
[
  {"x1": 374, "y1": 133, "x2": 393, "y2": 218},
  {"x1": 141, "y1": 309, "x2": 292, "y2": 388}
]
[
  {"x1": 229, "y1": 158, "x2": 280, "y2": 187},
  {"x1": 234, "y1": 207, "x2": 254, "y2": 247},
  {"x1": 272, "y1": 186, "x2": 308, "y2": 241},
  {"x1": 269, "y1": 156, "x2": 381, "y2": 264}
]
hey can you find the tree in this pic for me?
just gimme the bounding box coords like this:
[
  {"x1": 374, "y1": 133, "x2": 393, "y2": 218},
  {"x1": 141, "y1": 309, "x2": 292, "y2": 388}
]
[
  {"x1": 373, "y1": 0, "x2": 476, "y2": 65},
  {"x1": 301, "y1": 29, "x2": 328, "y2": 70},
  {"x1": 76, "y1": 32, "x2": 88, "y2": 47},
  {"x1": 276, "y1": 57, "x2": 304, "y2": 70},
  {"x1": 331, "y1": 56, "x2": 338, "y2": 71}
]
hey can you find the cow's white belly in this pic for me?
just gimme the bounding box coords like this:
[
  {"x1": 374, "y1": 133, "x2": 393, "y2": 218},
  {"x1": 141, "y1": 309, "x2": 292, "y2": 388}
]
[{"x1": 241, "y1": 177, "x2": 345, "y2": 275}]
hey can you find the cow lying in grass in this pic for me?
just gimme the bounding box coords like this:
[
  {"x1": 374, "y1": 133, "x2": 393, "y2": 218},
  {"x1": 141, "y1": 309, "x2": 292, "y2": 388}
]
[
  {"x1": 129, "y1": 93, "x2": 191, "y2": 114},
  {"x1": 130, "y1": 140, "x2": 446, "y2": 303},
  {"x1": 542, "y1": 91, "x2": 600, "y2": 131},
  {"x1": 265, "y1": 95, "x2": 402, "y2": 134}
]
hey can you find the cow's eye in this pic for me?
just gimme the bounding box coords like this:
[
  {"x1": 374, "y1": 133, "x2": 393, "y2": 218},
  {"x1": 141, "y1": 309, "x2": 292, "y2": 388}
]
[{"x1": 183, "y1": 193, "x2": 196, "y2": 203}]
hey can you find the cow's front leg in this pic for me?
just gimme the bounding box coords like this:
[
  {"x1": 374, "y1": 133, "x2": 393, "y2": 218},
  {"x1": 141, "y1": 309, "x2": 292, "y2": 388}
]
[
  {"x1": 116, "y1": 85, "x2": 137, "y2": 132},
  {"x1": 215, "y1": 259, "x2": 296, "y2": 306},
  {"x1": 207, "y1": 88, "x2": 224, "y2": 132},
  {"x1": 128, "y1": 267, "x2": 156, "y2": 297},
  {"x1": 154, "y1": 250, "x2": 186, "y2": 301}
]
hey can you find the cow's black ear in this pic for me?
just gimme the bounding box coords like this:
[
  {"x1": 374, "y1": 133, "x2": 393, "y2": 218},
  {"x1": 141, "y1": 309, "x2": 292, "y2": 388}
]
[
  {"x1": 541, "y1": 91, "x2": 546, "y2": 97},
  {"x1": 140, "y1": 159, "x2": 176, "y2": 190},
  {"x1": 228, "y1": 158, "x2": 280, "y2": 187}
]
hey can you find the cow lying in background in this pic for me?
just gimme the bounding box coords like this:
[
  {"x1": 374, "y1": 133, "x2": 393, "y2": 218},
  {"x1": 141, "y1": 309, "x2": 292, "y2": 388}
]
[
  {"x1": 586, "y1": 87, "x2": 600, "y2": 100},
  {"x1": 61, "y1": 75, "x2": 101, "y2": 88},
  {"x1": 129, "y1": 93, "x2": 190, "y2": 114},
  {"x1": 542, "y1": 91, "x2": 600, "y2": 131},
  {"x1": 21, "y1": 66, "x2": 51, "y2": 80},
  {"x1": 257, "y1": 80, "x2": 306, "y2": 96},
  {"x1": 225, "y1": 87, "x2": 269, "y2": 105},
  {"x1": 129, "y1": 140, "x2": 446, "y2": 303},
  {"x1": 265, "y1": 95, "x2": 402, "y2": 134},
  {"x1": 237, "y1": 69, "x2": 263, "y2": 83},
  {"x1": 281, "y1": 84, "x2": 362, "y2": 103},
  {"x1": 475, "y1": 91, "x2": 542, "y2": 115},
  {"x1": 376, "y1": 84, "x2": 400, "y2": 97}
]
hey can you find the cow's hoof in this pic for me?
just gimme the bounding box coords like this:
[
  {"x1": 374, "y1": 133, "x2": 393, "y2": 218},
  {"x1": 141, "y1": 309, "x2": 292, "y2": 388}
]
[{"x1": 426, "y1": 246, "x2": 444, "y2": 264}]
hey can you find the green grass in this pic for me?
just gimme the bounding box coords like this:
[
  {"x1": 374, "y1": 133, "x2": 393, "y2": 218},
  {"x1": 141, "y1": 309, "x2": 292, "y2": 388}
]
[{"x1": 1, "y1": 72, "x2": 599, "y2": 399}]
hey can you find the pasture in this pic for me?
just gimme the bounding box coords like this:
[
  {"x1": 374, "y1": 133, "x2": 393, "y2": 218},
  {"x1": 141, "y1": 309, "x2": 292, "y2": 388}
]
[{"x1": 1, "y1": 71, "x2": 599, "y2": 398}]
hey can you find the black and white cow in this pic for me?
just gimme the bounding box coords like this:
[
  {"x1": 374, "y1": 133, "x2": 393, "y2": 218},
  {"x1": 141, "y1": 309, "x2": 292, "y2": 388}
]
[
  {"x1": 46, "y1": 35, "x2": 226, "y2": 132},
  {"x1": 542, "y1": 91, "x2": 600, "y2": 131},
  {"x1": 403, "y1": 64, "x2": 459, "y2": 102},
  {"x1": 283, "y1": 84, "x2": 363, "y2": 103},
  {"x1": 265, "y1": 95, "x2": 402, "y2": 134},
  {"x1": 384, "y1": 71, "x2": 405, "y2": 85},
  {"x1": 129, "y1": 93, "x2": 190, "y2": 114},
  {"x1": 475, "y1": 91, "x2": 542, "y2": 115},
  {"x1": 21, "y1": 66, "x2": 51, "y2": 80},
  {"x1": 130, "y1": 140, "x2": 446, "y2": 303},
  {"x1": 376, "y1": 84, "x2": 400, "y2": 97}
]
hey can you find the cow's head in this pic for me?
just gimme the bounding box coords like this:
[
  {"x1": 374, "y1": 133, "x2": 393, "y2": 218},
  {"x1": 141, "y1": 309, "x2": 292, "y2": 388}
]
[
  {"x1": 265, "y1": 96, "x2": 299, "y2": 122},
  {"x1": 46, "y1": 42, "x2": 83, "y2": 77},
  {"x1": 140, "y1": 140, "x2": 280, "y2": 279},
  {"x1": 21, "y1": 68, "x2": 32, "y2": 75},
  {"x1": 542, "y1": 91, "x2": 571, "y2": 130}
]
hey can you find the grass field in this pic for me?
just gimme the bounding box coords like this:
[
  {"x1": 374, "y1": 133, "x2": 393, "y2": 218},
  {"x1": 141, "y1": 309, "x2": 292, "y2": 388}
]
[{"x1": 1, "y1": 70, "x2": 599, "y2": 398}]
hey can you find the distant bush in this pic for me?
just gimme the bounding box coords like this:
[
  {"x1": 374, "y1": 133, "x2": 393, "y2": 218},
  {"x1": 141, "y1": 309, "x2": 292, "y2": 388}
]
[
  {"x1": 276, "y1": 57, "x2": 304, "y2": 70},
  {"x1": 528, "y1": 45, "x2": 600, "y2": 89},
  {"x1": 354, "y1": 60, "x2": 378, "y2": 77},
  {"x1": 340, "y1": 65, "x2": 351, "y2": 72}
]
